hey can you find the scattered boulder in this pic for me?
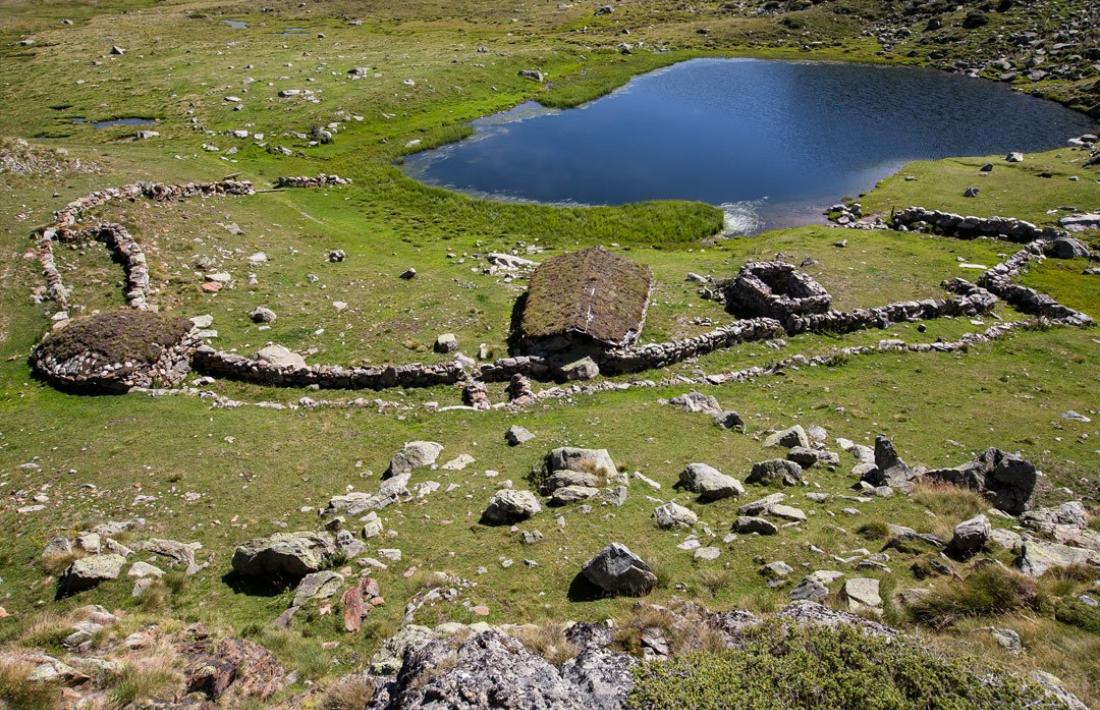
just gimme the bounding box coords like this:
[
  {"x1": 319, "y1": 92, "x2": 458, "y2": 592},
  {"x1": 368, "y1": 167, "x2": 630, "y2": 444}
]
[
  {"x1": 746, "y1": 459, "x2": 803, "y2": 487},
  {"x1": 924, "y1": 448, "x2": 1037, "y2": 515},
  {"x1": 764, "y1": 425, "x2": 809, "y2": 449},
  {"x1": 505, "y1": 425, "x2": 535, "y2": 446},
  {"x1": 560, "y1": 356, "x2": 600, "y2": 381},
  {"x1": 57, "y1": 554, "x2": 126, "y2": 597},
  {"x1": 385, "y1": 441, "x2": 443, "y2": 478},
  {"x1": 676, "y1": 463, "x2": 744, "y2": 501},
  {"x1": 249, "y1": 306, "x2": 276, "y2": 324},
  {"x1": 256, "y1": 344, "x2": 306, "y2": 370},
  {"x1": 581, "y1": 543, "x2": 657, "y2": 596},
  {"x1": 1049, "y1": 237, "x2": 1090, "y2": 259},
  {"x1": 551, "y1": 485, "x2": 600, "y2": 505},
  {"x1": 544, "y1": 469, "x2": 601, "y2": 492},
  {"x1": 434, "y1": 333, "x2": 458, "y2": 354},
  {"x1": 842, "y1": 578, "x2": 882, "y2": 615},
  {"x1": 733, "y1": 516, "x2": 779, "y2": 535},
  {"x1": 292, "y1": 570, "x2": 344, "y2": 607},
  {"x1": 945, "y1": 514, "x2": 991, "y2": 560},
  {"x1": 230, "y1": 532, "x2": 336, "y2": 583},
  {"x1": 653, "y1": 502, "x2": 698, "y2": 529},
  {"x1": 548, "y1": 447, "x2": 616, "y2": 478},
  {"x1": 482, "y1": 489, "x2": 541, "y2": 525}
]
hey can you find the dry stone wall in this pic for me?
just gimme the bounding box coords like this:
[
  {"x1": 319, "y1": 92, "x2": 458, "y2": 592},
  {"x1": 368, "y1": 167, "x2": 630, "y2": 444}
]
[
  {"x1": 192, "y1": 347, "x2": 465, "y2": 390},
  {"x1": 891, "y1": 207, "x2": 1064, "y2": 242}
]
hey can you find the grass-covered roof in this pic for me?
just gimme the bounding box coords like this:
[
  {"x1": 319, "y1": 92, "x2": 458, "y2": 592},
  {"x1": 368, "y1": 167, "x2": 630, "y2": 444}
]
[{"x1": 521, "y1": 246, "x2": 653, "y2": 348}]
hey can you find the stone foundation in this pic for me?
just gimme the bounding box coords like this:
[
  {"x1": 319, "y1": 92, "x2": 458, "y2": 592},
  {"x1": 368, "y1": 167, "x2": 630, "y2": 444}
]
[
  {"x1": 273, "y1": 174, "x2": 351, "y2": 188},
  {"x1": 722, "y1": 261, "x2": 832, "y2": 320}
]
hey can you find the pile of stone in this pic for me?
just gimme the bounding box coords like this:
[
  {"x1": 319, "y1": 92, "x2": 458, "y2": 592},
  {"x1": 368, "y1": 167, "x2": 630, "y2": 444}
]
[
  {"x1": 71, "y1": 222, "x2": 150, "y2": 309},
  {"x1": 273, "y1": 173, "x2": 351, "y2": 188},
  {"x1": 722, "y1": 261, "x2": 832, "y2": 320}
]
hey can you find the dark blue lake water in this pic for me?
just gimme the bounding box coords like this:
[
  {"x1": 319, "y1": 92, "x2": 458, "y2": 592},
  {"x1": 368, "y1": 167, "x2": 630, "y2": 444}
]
[{"x1": 404, "y1": 58, "x2": 1096, "y2": 234}]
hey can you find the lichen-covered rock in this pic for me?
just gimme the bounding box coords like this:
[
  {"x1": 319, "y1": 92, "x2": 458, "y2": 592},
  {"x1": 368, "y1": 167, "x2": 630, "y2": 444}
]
[
  {"x1": 548, "y1": 447, "x2": 616, "y2": 478},
  {"x1": 57, "y1": 554, "x2": 126, "y2": 596},
  {"x1": 385, "y1": 441, "x2": 444, "y2": 478},
  {"x1": 371, "y1": 630, "x2": 634, "y2": 709},
  {"x1": 924, "y1": 447, "x2": 1037, "y2": 515},
  {"x1": 31, "y1": 310, "x2": 197, "y2": 393},
  {"x1": 230, "y1": 531, "x2": 336, "y2": 583},
  {"x1": 653, "y1": 502, "x2": 698, "y2": 529},
  {"x1": 482, "y1": 489, "x2": 542, "y2": 525},
  {"x1": 945, "y1": 514, "x2": 991, "y2": 560}
]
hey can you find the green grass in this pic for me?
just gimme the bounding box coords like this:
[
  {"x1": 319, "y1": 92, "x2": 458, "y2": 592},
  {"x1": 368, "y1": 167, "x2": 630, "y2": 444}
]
[
  {"x1": 0, "y1": 0, "x2": 1099, "y2": 705},
  {"x1": 907, "y1": 567, "x2": 1042, "y2": 630}
]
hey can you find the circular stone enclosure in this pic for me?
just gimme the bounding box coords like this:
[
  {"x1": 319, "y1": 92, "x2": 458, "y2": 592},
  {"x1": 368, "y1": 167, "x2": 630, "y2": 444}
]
[{"x1": 31, "y1": 310, "x2": 198, "y2": 393}]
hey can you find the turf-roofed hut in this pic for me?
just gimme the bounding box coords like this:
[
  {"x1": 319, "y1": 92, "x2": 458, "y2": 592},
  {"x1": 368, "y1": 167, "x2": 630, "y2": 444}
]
[{"x1": 518, "y1": 246, "x2": 654, "y2": 361}]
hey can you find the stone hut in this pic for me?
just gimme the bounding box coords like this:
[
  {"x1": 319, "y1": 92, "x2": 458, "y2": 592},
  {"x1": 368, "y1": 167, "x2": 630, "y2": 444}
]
[
  {"x1": 723, "y1": 261, "x2": 831, "y2": 320},
  {"x1": 517, "y1": 247, "x2": 653, "y2": 360}
]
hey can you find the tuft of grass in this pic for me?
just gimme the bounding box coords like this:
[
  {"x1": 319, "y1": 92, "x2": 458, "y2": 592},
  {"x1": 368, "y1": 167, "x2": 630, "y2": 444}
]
[
  {"x1": 857, "y1": 521, "x2": 889, "y2": 540},
  {"x1": 511, "y1": 623, "x2": 580, "y2": 665},
  {"x1": 912, "y1": 480, "x2": 987, "y2": 522},
  {"x1": 907, "y1": 566, "x2": 1041, "y2": 629},
  {"x1": 614, "y1": 604, "x2": 726, "y2": 657},
  {"x1": 321, "y1": 674, "x2": 378, "y2": 710},
  {"x1": 109, "y1": 663, "x2": 179, "y2": 707},
  {"x1": 0, "y1": 661, "x2": 61, "y2": 710}
]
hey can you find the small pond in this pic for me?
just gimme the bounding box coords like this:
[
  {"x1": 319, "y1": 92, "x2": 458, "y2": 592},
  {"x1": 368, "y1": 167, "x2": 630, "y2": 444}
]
[
  {"x1": 223, "y1": 19, "x2": 248, "y2": 29},
  {"x1": 73, "y1": 117, "x2": 156, "y2": 130},
  {"x1": 404, "y1": 58, "x2": 1096, "y2": 234}
]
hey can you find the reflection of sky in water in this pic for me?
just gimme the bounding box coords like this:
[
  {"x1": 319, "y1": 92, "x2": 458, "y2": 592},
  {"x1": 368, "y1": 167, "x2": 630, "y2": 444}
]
[{"x1": 404, "y1": 58, "x2": 1096, "y2": 234}]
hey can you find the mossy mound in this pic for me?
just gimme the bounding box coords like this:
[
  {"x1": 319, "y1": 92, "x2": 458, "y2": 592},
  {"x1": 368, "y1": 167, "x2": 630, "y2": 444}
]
[{"x1": 30, "y1": 310, "x2": 197, "y2": 393}]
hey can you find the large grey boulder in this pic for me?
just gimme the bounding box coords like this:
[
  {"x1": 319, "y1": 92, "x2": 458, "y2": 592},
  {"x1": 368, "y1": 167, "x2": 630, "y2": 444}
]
[
  {"x1": 483, "y1": 489, "x2": 542, "y2": 525},
  {"x1": 677, "y1": 463, "x2": 744, "y2": 501},
  {"x1": 924, "y1": 447, "x2": 1037, "y2": 515},
  {"x1": 1050, "y1": 237, "x2": 1090, "y2": 259},
  {"x1": 548, "y1": 447, "x2": 617, "y2": 478},
  {"x1": 653, "y1": 502, "x2": 698, "y2": 529},
  {"x1": 231, "y1": 531, "x2": 336, "y2": 582},
  {"x1": 746, "y1": 459, "x2": 803, "y2": 487},
  {"x1": 732, "y1": 516, "x2": 778, "y2": 535},
  {"x1": 385, "y1": 441, "x2": 444, "y2": 478},
  {"x1": 581, "y1": 543, "x2": 657, "y2": 597},
  {"x1": 945, "y1": 514, "x2": 991, "y2": 560},
  {"x1": 764, "y1": 425, "x2": 809, "y2": 449},
  {"x1": 544, "y1": 470, "x2": 601, "y2": 492},
  {"x1": 551, "y1": 485, "x2": 600, "y2": 505},
  {"x1": 57, "y1": 554, "x2": 126, "y2": 596},
  {"x1": 1016, "y1": 539, "x2": 1100, "y2": 577}
]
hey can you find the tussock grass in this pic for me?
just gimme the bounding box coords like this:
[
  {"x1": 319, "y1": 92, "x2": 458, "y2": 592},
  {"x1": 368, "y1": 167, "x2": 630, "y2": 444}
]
[
  {"x1": 907, "y1": 566, "x2": 1041, "y2": 630},
  {"x1": 511, "y1": 623, "x2": 580, "y2": 665},
  {"x1": 0, "y1": 660, "x2": 60, "y2": 710}
]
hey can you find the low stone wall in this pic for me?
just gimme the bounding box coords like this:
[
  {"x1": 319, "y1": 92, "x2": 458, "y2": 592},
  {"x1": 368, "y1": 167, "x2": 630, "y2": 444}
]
[
  {"x1": 891, "y1": 207, "x2": 1064, "y2": 243},
  {"x1": 35, "y1": 179, "x2": 256, "y2": 313},
  {"x1": 784, "y1": 280, "x2": 997, "y2": 335},
  {"x1": 977, "y1": 241, "x2": 1094, "y2": 326},
  {"x1": 192, "y1": 347, "x2": 466, "y2": 390},
  {"x1": 273, "y1": 174, "x2": 351, "y2": 188},
  {"x1": 73, "y1": 223, "x2": 150, "y2": 309},
  {"x1": 600, "y1": 317, "x2": 784, "y2": 374}
]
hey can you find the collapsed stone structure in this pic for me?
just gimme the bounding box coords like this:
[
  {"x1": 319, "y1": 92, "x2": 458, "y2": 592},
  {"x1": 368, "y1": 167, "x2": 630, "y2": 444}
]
[
  {"x1": 30, "y1": 311, "x2": 199, "y2": 393},
  {"x1": 722, "y1": 261, "x2": 832, "y2": 320},
  {"x1": 272, "y1": 173, "x2": 351, "y2": 188}
]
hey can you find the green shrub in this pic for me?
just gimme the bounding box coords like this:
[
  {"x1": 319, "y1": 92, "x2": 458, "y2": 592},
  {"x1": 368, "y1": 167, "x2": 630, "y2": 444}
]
[
  {"x1": 629, "y1": 621, "x2": 1056, "y2": 709},
  {"x1": 1055, "y1": 597, "x2": 1100, "y2": 634},
  {"x1": 907, "y1": 566, "x2": 1040, "y2": 629}
]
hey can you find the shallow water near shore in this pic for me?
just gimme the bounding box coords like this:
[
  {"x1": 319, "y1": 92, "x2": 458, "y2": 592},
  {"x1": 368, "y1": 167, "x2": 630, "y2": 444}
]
[{"x1": 404, "y1": 58, "x2": 1096, "y2": 234}]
